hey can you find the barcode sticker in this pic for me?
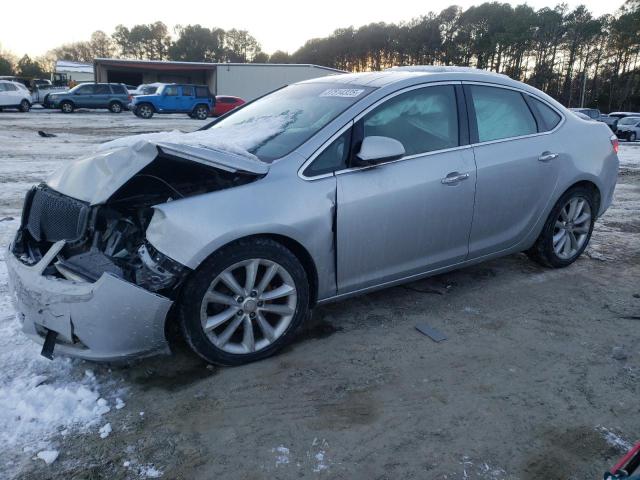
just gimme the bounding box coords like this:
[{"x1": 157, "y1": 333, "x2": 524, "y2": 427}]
[{"x1": 319, "y1": 88, "x2": 365, "y2": 98}]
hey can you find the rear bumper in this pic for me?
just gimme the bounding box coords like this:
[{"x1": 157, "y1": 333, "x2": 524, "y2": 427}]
[{"x1": 6, "y1": 241, "x2": 173, "y2": 362}]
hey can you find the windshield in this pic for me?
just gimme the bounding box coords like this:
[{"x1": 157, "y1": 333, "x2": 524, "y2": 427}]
[
  {"x1": 619, "y1": 117, "x2": 640, "y2": 125},
  {"x1": 205, "y1": 82, "x2": 374, "y2": 162}
]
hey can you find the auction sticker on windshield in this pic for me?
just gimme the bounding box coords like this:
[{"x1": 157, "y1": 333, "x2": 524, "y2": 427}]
[{"x1": 319, "y1": 88, "x2": 365, "y2": 98}]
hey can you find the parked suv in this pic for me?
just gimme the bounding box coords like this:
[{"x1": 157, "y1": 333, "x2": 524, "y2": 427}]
[
  {"x1": 130, "y1": 84, "x2": 214, "y2": 119},
  {"x1": 0, "y1": 80, "x2": 32, "y2": 112},
  {"x1": 47, "y1": 83, "x2": 131, "y2": 113}
]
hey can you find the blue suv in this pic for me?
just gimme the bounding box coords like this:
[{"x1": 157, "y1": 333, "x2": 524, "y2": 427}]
[{"x1": 131, "y1": 84, "x2": 214, "y2": 120}]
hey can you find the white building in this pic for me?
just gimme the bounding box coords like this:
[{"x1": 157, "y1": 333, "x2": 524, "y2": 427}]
[
  {"x1": 93, "y1": 59, "x2": 345, "y2": 100},
  {"x1": 54, "y1": 61, "x2": 94, "y2": 84}
]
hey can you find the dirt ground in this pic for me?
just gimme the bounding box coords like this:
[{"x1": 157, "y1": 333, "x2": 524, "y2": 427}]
[{"x1": 1, "y1": 110, "x2": 639, "y2": 480}]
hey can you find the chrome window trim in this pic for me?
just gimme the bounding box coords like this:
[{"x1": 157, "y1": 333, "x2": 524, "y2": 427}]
[
  {"x1": 462, "y1": 81, "x2": 566, "y2": 147},
  {"x1": 298, "y1": 80, "x2": 566, "y2": 181},
  {"x1": 298, "y1": 81, "x2": 462, "y2": 180}
]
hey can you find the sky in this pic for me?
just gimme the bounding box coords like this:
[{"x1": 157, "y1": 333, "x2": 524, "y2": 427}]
[{"x1": 1, "y1": 0, "x2": 625, "y2": 58}]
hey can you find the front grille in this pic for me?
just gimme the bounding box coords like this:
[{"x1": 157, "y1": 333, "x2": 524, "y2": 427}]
[{"x1": 25, "y1": 185, "x2": 89, "y2": 243}]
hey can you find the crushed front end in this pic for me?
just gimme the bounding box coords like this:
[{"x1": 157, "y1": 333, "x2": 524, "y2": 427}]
[{"x1": 6, "y1": 142, "x2": 264, "y2": 361}]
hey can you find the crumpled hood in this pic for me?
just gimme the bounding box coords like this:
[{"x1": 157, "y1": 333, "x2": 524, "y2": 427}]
[
  {"x1": 47, "y1": 134, "x2": 270, "y2": 205},
  {"x1": 46, "y1": 114, "x2": 295, "y2": 204}
]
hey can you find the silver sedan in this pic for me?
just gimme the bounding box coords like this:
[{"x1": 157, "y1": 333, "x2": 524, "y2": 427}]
[{"x1": 7, "y1": 67, "x2": 619, "y2": 365}]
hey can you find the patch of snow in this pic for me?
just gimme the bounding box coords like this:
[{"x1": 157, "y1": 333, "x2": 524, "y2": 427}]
[
  {"x1": 313, "y1": 450, "x2": 329, "y2": 472},
  {"x1": 115, "y1": 397, "x2": 126, "y2": 410},
  {"x1": 597, "y1": 425, "x2": 633, "y2": 451},
  {"x1": 273, "y1": 445, "x2": 290, "y2": 466},
  {"x1": 95, "y1": 112, "x2": 295, "y2": 161},
  {"x1": 99, "y1": 422, "x2": 112, "y2": 439},
  {"x1": 36, "y1": 450, "x2": 59, "y2": 464},
  {"x1": 139, "y1": 464, "x2": 163, "y2": 478}
]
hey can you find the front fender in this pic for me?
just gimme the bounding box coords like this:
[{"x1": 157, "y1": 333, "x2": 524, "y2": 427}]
[{"x1": 145, "y1": 168, "x2": 338, "y2": 300}]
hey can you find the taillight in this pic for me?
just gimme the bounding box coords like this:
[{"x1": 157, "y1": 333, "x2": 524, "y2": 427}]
[
  {"x1": 610, "y1": 134, "x2": 619, "y2": 154},
  {"x1": 128, "y1": 95, "x2": 133, "y2": 101}
]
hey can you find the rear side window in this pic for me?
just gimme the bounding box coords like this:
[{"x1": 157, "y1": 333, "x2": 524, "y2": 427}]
[
  {"x1": 195, "y1": 87, "x2": 209, "y2": 98},
  {"x1": 95, "y1": 85, "x2": 111, "y2": 94},
  {"x1": 4, "y1": 83, "x2": 17, "y2": 91},
  {"x1": 362, "y1": 85, "x2": 459, "y2": 156},
  {"x1": 110, "y1": 85, "x2": 126, "y2": 94},
  {"x1": 304, "y1": 128, "x2": 351, "y2": 177},
  {"x1": 75, "y1": 84, "x2": 95, "y2": 95},
  {"x1": 469, "y1": 85, "x2": 537, "y2": 142},
  {"x1": 182, "y1": 86, "x2": 194, "y2": 96},
  {"x1": 528, "y1": 97, "x2": 562, "y2": 131},
  {"x1": 164, "y1": 86, "x2": 179, "y2": 96}
]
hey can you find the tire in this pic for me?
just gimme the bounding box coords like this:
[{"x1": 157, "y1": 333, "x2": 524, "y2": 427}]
[
  {"x1": 60, "y1": 101, "x2": 74, "y2": 113},
  {"x1": 192, "y1": 105, "x2": 209, "y2": 120},
  {"x1": 527, "y1": 186, "x2": 596, "y2": 268},
  {"x1": 19, "y1": 99, "x2": 31, "y2": 112},
  {"x1": 630, "y1": 132, "x2": 637, "y2": 142},
  {"x1": 109, "y1": 101, "x2": 123, "y2": 113},
  {"x1": 179, "y1": 238, "x2": 310, "y2": 366},
  {"x1": 137, "y1": 103, "x2": 154, "y2": 119}
]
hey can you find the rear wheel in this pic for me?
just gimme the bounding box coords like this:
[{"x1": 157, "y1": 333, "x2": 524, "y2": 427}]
[
  {"x1": 109, "y1": 101, "x2": 123, "y2": 113},
  {"x1": 137, "y1": 103, "x2": 154, "y2": 119},
  {"x1": 19, "y1": 99, "x2": 31, "y2": 112},
  {"x1": 60, "y1": 101, "x2": 74, "y2": 113},
  {"x1": 179, "y1": 238, "x2": 310, "y2": 366},
  {"x1": 192, "y1": 105, "x2": 209, "y2": 120},
  {"x1": 527, "y1": 186, "x2": 596, "y2": 268}
]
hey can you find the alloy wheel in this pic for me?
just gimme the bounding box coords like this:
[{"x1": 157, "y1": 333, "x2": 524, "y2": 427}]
[
  {"x1": 139, "y1": 105, "x2": 152, "y2": 118},
  {"x1": 200, "y1": 259, "x2": 298, "y2": 354},
  {"x1": 553, "y1": 196, "x2": 592, "y2": 260}
]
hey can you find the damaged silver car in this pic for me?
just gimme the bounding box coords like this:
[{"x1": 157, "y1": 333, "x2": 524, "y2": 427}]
[{"x1": 7, "y1": 68, "x2": 619, "y2": 365}]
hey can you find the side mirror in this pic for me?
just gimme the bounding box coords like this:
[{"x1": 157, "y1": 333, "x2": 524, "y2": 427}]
[{"x1": 355, "y1": 136, "x2": 405, "y2": 165}]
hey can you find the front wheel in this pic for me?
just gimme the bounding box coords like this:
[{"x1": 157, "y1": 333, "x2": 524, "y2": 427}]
[
  {"x1": 527, "y1": 186, "x2": 596, "y2": 268},
  {"x1": 19, "y1": 99, "x2": 31, "y2": 112},
  {"x1": 192, "y1": 105, "x2": 209, "y2": 120},
  {"x1": 60, "y1": 101, "x2": 74, "y2": 113},
  {"x1": 179, "y1": 238, "x2": 310, "y2": 366},
  {"x1": 136, "y1": 103, "x2": 154, "y2": 119}
]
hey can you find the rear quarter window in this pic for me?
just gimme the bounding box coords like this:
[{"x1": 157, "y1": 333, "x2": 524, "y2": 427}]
[
  {"x1": 528, "y1": 97, "x2": 562, "y2": 131},
  {"x1": 196, "y1": 87, "x2": 210, "y2": 98}
]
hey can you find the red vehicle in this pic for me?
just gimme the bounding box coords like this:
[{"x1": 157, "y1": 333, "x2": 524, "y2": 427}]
[{"x1": 212, "y1": 96, "x2": 245, "y2": 116}]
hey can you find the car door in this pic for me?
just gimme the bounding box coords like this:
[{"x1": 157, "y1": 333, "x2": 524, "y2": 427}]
[
  {"x1": 335, "y1": 83, "x2": 476, "y2": 294},
  {"x1": 160, "y1": 85, "x2": 179, "y2": 112},
  {"x1": 464, "y1": 83, "x2": 563, "y2": 258},
  {"x1": 94, "y1": 84, "x2": 111, "y2": 108},
  {"x1": 73, "y1": 84, "x2": 95, "y2": 108},
  {"x1": 178, "y1": 86, "x2": 195, "y2": 112},
  {"x1": 0, "y1": 83, "x2": 10, "y2": 106}
]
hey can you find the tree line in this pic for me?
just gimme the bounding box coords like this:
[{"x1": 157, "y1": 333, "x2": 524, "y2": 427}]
[{"x1": 1, "y1": 1, "x2": 639, "y2": 111}]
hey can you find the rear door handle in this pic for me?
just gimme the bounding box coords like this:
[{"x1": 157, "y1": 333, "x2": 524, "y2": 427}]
[
  {"x1": 441, "y1": 172, "x2": 470, "y2": 185},
  {"x1": 538, "y1": 152, "x2": 559, "y2": 162}
]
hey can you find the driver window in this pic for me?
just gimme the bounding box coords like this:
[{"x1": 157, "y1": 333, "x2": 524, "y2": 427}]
[{"x1": 363, "y1": 85, "x2": 459, "y2": 156}]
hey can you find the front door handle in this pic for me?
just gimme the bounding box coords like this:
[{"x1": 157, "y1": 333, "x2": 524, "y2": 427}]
[
  {"x1": 538, "y1": 152, "x2": 559, "y2": 162},
  {"x1": 441, "y1": 172, "x2": 470, "y2": 185}
]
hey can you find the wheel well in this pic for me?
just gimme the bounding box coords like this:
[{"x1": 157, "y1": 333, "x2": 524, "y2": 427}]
[
  {"x1": 109, "y1": 100, "x2": 122, "y2": 105},
  {"x1": 138, "y1": 102, "x2": 155, "y2": 110},
  {"x1": 193, "y1": 103, "x2": 209, "y2": 111},
  {"x1": 566, "y1": 180, "x2": 601, "y2": 214},
  {"x1": 210, "y1": 234, "x2": 319, "y2": 306}
]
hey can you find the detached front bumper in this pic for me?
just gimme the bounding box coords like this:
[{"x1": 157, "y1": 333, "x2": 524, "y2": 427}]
[{"x1": 6, "y1": 241, "x2": 173, "y2": 362}]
